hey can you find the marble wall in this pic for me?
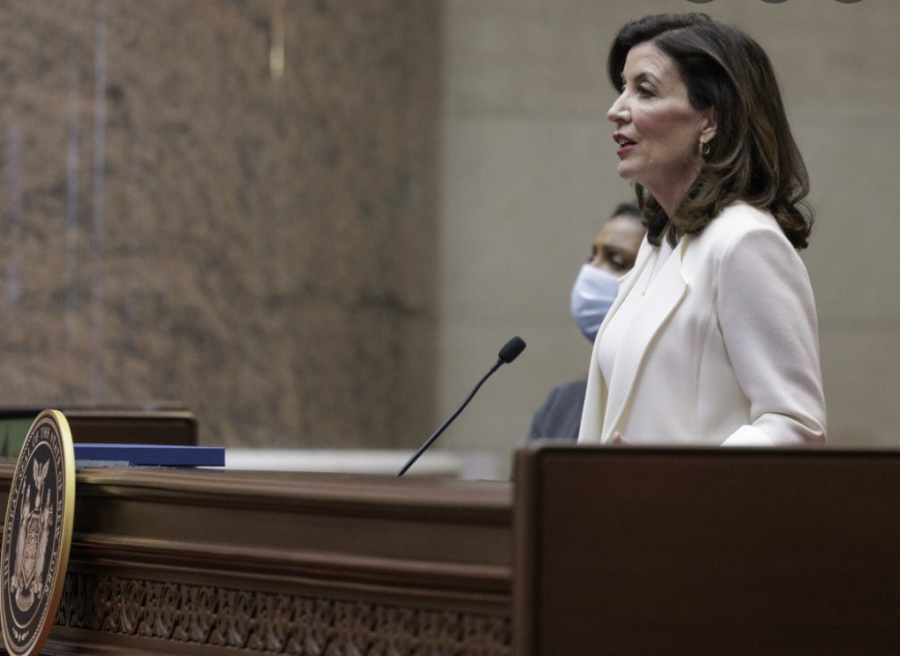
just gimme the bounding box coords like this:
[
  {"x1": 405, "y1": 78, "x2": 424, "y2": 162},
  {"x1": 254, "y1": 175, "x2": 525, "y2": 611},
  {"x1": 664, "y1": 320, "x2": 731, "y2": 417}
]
[{"x1": 0, "y1": 0, "x2": 441, "y2": 448}]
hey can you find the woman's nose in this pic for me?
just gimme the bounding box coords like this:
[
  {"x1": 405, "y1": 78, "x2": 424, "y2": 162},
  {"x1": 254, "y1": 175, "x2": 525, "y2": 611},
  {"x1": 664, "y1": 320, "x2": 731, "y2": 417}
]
[{"x1": 606, "y1": 93, "x2": 628, "y2": 124}]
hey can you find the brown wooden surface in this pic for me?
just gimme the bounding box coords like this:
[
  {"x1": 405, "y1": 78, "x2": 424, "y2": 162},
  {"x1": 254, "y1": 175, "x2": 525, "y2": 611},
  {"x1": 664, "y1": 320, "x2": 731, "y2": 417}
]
[
  {"x1": 514, "y1": 442, "x2": 900, "y2": 656},
  {"x1": 8, "y1": 441, "x2": 899, "y2": 655},
  {"x1": 63, "y1": 409, "x2": 198, "y2": 446},
  {"x1": 0, "y1": 405, "x2": 198, "y2": 448},
  {"x1": 0, "y1": 463, "x2": 513, "y2": 655}
]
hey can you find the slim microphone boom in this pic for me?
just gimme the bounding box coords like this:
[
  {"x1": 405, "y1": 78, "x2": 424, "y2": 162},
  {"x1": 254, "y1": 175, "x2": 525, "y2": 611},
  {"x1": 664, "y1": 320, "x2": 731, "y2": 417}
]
[{"x1": 396, "y1": 336, "x2": 526, "y2": 477}]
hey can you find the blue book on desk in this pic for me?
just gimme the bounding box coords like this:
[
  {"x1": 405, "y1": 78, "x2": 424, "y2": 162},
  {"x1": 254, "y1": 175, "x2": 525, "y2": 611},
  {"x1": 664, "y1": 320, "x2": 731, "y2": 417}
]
[{"x1": 73, "y1": 444, "x2": 225, "y2": 467}]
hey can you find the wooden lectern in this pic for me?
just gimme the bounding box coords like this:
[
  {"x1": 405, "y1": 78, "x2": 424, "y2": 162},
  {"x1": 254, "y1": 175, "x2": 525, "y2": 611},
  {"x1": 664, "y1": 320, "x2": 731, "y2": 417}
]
[
  {"x1": 3, "y1": 440, "x2": 900, "y2": 654},
  {"x1": 514, "y1": 442, "x2": 900, "y2": 655}
]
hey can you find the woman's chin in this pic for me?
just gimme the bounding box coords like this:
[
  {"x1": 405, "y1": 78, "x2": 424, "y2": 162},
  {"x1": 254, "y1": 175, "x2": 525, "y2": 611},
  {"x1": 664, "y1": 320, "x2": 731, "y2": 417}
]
[{"x1": 616, "y1": 163, "x2": 638, "y2": 182}]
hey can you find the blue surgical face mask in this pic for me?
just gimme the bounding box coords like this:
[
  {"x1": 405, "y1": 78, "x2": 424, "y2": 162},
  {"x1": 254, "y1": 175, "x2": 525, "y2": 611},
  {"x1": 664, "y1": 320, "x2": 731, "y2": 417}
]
[{"x1": 570, "y1": 265, "x2": 620, "y2": 343}]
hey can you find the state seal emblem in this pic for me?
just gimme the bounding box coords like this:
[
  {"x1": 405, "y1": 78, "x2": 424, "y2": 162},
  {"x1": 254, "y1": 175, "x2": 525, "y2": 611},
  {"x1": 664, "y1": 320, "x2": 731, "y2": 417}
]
[{"x1": 1, "y1": 410, "x2": 75, "y2": 656}]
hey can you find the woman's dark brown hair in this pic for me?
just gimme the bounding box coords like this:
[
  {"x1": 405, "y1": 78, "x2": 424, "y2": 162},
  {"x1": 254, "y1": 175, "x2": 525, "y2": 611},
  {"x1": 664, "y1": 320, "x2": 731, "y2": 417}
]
[{"x1": 608, "y1": 13, "x2": 813, "y2": 249}]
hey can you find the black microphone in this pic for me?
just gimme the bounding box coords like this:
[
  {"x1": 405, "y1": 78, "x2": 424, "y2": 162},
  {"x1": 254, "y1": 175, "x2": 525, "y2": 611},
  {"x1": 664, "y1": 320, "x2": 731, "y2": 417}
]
[{"x1": 396, "y1": 336, "x2": 526, "y2": 477}]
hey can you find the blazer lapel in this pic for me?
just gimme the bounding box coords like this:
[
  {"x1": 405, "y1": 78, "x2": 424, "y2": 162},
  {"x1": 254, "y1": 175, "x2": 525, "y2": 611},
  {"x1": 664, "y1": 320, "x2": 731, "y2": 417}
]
[
  {"x1": 594, "y1": 238, "x2": 654, "y2": 342},
  {"x1": 600, "y1": 238, "x2": 690, "y2": 442}
]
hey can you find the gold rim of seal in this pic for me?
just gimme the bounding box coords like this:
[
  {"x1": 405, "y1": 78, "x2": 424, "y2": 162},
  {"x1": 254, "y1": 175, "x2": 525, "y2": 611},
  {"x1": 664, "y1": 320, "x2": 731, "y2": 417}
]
[{"x1": 0, "y1": 410, "x2": 75, "y2": 656}]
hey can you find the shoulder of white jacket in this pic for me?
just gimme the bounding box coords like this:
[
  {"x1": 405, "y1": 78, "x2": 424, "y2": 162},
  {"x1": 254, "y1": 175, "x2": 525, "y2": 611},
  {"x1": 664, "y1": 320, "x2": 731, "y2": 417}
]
[
  {"x1": 712, "y1": 201, "x2": 779, "y2": 231},
  {"x1": 694, "y1": 202, "x2": 785, "y2": 250}
]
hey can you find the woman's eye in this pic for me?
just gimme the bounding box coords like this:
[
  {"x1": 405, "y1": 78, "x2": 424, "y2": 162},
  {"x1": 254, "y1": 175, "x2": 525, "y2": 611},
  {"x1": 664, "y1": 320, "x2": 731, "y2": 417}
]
[{"x1": 637, "y1": 85, "x2": 654, "y2": 98}]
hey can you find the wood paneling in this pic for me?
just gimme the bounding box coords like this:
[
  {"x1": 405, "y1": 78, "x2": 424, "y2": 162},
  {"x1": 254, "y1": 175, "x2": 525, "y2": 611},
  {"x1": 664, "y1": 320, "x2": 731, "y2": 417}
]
[
  {"x1": 0, "y1": 463, "x2": 513, "y2": 655},
  {"x1": 514, "y1": 443, "x2": 900, "y2": 656}
]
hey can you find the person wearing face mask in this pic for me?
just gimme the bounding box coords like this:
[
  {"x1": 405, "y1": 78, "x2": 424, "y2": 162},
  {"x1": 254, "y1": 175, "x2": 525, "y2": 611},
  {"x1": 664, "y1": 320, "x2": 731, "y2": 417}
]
[{"x1": 528, "y1": 203, "x2": 645, "y2": 441}]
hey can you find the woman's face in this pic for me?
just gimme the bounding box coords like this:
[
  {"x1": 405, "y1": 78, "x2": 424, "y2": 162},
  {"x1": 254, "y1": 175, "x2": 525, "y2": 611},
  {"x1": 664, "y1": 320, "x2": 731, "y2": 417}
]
[
  {"x1": 590, "y1": 216, "x2": 645, "y2": 275},
  {"x1": 606, "y1": 42, "x2": 716, "y2": 210}
]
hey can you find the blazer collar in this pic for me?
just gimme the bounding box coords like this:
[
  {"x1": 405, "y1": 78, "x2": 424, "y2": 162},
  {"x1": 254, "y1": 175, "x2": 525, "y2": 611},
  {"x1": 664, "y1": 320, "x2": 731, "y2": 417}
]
[{"x1": 599, "y1": 236, "x2": 690, "y2": 442}]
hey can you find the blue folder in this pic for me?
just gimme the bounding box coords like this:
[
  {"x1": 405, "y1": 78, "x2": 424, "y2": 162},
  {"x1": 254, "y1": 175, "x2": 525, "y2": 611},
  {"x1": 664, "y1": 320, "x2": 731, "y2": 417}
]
[{"x1": 73, "y1": 444, "x2": 225, "y2": 467}]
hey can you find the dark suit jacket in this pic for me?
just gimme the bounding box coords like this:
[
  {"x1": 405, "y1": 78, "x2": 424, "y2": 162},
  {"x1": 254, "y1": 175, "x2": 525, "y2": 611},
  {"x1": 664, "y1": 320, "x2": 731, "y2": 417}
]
[{"x1": 528, "y1": 378, "x2": 587, "y2": 441}]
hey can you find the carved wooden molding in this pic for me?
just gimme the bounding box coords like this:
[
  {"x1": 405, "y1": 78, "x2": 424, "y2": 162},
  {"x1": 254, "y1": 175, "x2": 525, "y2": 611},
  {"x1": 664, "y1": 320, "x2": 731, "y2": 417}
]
[
  {"x1": 53, "y1": 571, "x2": 512, "y2": 655},
  {"x1": 0, "y1": 462, "x2": 514, "y2": 654}
]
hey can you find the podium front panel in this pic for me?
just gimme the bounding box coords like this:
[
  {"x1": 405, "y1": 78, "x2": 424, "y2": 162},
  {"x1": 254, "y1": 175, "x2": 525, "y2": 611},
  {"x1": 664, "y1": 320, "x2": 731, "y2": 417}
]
[{"x1": 514, "y1": 444, "x2": 900, "y2": 656}]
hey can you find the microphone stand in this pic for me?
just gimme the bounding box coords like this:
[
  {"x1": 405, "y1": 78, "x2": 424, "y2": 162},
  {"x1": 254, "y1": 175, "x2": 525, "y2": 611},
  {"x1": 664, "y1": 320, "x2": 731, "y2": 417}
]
[{"x1": 396, "y1": 359, "x2": 503, "y2": 477}]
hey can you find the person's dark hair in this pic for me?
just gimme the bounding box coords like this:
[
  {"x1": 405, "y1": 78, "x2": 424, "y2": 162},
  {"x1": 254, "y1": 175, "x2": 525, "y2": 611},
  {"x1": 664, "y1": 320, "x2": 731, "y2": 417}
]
[
  {"x1": 610, "y1": 201, "x2": 642, "y2": 221},
  {"x1": 608, "y1": 13, "x2": 813, "y2": 249}
]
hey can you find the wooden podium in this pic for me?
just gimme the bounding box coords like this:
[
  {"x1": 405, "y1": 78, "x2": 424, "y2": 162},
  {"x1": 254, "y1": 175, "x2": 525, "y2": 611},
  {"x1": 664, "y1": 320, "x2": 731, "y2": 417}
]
[
  {"x1": 514, "y1": 443, "x2": 900, "y2": 655},
  {"x1": 0, "y1": 464, "x2": 513, "y2": 655},
  {"x1": 4, "y1": 442, "x2": 900, "y2": 655}
]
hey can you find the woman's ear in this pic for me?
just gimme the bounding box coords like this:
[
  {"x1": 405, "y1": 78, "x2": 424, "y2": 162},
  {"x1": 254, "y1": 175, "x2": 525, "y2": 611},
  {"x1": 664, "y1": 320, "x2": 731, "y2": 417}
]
[{"x1": 700, "y1": 107, "x2": 718, "y2": 144}]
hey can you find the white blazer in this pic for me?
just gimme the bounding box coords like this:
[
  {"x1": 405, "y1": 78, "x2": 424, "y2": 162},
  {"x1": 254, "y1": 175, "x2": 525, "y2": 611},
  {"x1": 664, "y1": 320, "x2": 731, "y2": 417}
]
[{"x1": 577, "y1": 202, "x2": 827, "y2": 447}]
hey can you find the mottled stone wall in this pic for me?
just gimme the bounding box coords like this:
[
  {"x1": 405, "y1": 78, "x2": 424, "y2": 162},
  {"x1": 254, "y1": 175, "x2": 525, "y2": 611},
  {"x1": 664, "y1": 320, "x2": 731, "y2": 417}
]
[{"x1": 0, "y1": 0, "x2": 440, "y2": 448}]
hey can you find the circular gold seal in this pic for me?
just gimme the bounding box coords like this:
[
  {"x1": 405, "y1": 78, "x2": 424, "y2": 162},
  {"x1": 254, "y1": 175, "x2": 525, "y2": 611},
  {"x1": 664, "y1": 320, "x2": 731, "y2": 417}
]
[{"x1": 1, "y1": 410, "x2": 75, "y2": 656}]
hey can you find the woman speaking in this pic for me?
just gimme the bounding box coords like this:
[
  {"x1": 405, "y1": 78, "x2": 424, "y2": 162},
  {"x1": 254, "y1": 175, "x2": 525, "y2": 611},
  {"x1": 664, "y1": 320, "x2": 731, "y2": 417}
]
[{"x1": 578, "y1": 13, "x2": 827, "y2": 446}]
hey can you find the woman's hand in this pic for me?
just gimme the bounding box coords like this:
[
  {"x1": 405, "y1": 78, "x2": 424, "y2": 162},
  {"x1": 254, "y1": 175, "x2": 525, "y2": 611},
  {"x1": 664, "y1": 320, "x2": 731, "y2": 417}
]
[{"x1": 609, "y1": 431, "x2": 632, "y2": 446}]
